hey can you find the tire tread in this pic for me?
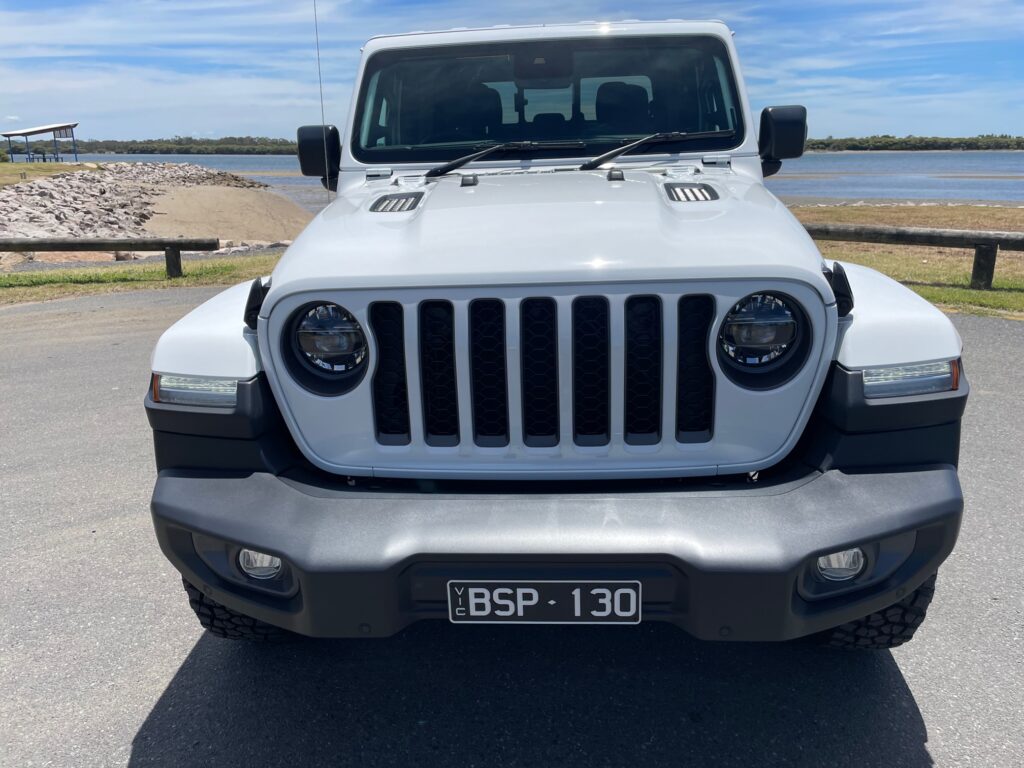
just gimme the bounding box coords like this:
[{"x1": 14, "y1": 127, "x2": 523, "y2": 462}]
[
  {"x1": 182, "y1": 578, "x2": 292, "y2": 642},
  {"x1": 818, "y1": 574, "x2": 937, "y2": 650}
]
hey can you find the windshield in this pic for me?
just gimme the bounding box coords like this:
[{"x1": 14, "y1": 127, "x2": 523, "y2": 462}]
[{"x1": 353, "y1": 35, "x2": 744, "y2": 165}]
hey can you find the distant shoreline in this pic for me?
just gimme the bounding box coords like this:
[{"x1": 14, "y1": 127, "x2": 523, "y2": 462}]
[{"x1": 4, "y1": 136, "x2": 1023, "y2": 160}]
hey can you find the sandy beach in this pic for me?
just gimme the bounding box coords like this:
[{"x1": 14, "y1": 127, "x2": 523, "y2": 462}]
[{"x1": 0, "y1": 162, "x2": 312, "y2": 269}]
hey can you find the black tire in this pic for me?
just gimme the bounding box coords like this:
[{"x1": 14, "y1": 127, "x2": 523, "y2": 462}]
[
  {"x1": 816, "y1": 574, "x2": 937, "y2": 650},
  {"x1": 182, "y1": 578, "x2": 293, "y2": 642}
]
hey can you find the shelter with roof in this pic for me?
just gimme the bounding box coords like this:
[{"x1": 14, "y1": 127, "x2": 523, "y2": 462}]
[{"x1": 2, "y1": 122, "x2": 79, "y2": 162}]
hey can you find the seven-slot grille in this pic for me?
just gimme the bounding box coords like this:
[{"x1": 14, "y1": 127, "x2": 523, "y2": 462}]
[{"x1": 368, "y1": 295, "x2": 716, "y2": 450}]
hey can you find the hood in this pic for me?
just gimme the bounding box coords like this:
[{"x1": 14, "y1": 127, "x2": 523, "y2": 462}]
[{"x1": 266, "y1": 167, "x2": 830, "y2": 308}]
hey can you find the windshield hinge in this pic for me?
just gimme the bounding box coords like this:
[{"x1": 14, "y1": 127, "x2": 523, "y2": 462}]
[
  {"x1": 701, "y1": 155, "x2": 731, "y2": 168},
  {"x1": 365, "y1": 167, "x2": 393, "y2": 181}
]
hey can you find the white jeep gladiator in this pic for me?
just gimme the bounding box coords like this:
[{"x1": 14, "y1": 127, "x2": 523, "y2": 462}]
[{"x1": 146, "y1": 20, "x2": 968, "y2": 648}]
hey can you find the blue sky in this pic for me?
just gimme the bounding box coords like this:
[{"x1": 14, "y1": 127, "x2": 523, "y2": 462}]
[{"x1": 1, "y1": 0, "x2": 1022, "y2": 139}]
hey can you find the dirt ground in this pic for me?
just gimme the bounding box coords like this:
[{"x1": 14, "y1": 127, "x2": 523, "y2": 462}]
[{"x1": 144, "y1": 186, "x2": 312, "y2": 242}]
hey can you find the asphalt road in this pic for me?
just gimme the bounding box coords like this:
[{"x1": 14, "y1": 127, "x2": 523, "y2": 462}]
[{"x1": 1, "y1": 289, "x2": 1021, "y2": 767}]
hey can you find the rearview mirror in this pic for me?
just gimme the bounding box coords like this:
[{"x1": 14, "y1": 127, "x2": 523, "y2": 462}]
[
  {"x1": 758, "y1": 106, "x2": 807, "y2": 178},
  {"x1": 297, "y1": 124, "x2": 342, "y2": 191}
]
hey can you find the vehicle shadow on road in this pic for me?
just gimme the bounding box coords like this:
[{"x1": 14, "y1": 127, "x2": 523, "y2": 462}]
[{"x1": 129, "y1": 622, "x2": 931, "y2": 767}]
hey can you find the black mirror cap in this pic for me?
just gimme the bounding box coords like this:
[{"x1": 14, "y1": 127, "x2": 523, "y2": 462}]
[
  {"x1": 758, "y1": 106, "x2": 807, "y2": 177},
  {"x1": 297, "y1": 125, "x2": 341, "y2": 189}
]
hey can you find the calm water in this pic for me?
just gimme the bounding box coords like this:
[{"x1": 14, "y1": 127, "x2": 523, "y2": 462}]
[{"x1": 75, "y1": 151, "x2": 1024, "y2": 211}]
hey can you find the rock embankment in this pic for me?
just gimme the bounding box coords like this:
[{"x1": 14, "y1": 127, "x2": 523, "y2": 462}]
[{"x1": 0, "y1": 162, "x2": 264, "y2": 240}]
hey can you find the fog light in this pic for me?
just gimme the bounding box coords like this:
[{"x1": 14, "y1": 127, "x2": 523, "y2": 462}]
[
  {"x1": 238, "y1": 549, "x2": 282, "y2": 580},
  {"x1": 817, "y1": 548, "x2": 865, "y2": 581}
]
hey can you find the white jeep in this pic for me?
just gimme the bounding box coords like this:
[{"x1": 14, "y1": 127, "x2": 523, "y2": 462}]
[{"x1": 146, "y1": 21, "x2": 967, "y2": 647}]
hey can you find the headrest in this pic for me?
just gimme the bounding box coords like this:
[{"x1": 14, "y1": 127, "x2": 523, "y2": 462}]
[
  {"x1": 434, "y1": 84, "x2": 504, "y2": 139},
  {"x1": 531, "y1": 112, "x2": 568, "y2": 132},
  {"x1": 595, "y1": 82, "x2": 650, "y2": 128}
]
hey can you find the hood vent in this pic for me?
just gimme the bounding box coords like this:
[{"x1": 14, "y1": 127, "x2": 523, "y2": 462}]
[
  {"x1": 665, "y1": 183, "x2": 719, "y2": 203},
  {"x1": 371, "y1": 192, "x2": 423, "y2": 213}
]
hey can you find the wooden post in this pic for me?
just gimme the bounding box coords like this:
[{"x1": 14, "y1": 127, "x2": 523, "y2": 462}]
[
  {"x1": 164, "y1": 246, "x2": 183, "y2": 278},
  {"x1": 970, "y1": 243, "x2": 998, "y2": 290}
]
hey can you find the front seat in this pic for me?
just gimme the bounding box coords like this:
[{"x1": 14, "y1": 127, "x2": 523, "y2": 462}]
[
  {"x1": 430, "y1": 84, "x2": 504, "y2": 143},
  {"x1": 595, "y1": 82, "x2": 651, "y2": 134}
]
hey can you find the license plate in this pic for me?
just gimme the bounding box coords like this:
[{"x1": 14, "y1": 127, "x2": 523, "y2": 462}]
[{"x1": 447, "y1": 580, "x2": 642, "y2": 624}]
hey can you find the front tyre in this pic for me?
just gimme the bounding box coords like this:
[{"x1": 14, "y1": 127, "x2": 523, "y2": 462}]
[
  {"x1": 816, "y1": 574, "x2": 937, "y2": 650},
  {"x1": 182, "y1": 578, "x2": 293, "y2": 642}
]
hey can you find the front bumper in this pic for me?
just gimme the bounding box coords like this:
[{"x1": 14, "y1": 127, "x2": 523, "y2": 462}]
[{"x1": 151, "y1": 465, "x2": 962, "y2": 641}]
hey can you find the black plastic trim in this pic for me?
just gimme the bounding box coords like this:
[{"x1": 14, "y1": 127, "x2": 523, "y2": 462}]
[
  {"x1": 146, "y1": 375, "x2": 274, "y2": 440},
  {"x1": 821, "y1": 364, "x2": 968, "y2": 434},
  {"x1": 829, "y1": 262, "x2": 854, "y2": 317},
  {"x1": 151, "y1": 466, "x2": 961, "y2": 640},
  {"x1": 243, "y1": 278, "x2": 269, "y2": 330}
]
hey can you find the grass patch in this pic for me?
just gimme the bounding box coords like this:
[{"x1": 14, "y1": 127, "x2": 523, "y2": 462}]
[
  {"x1": 792, "y1": 204, "x2": 1024, "y2": 232},
  {"x1": 0, "y1": 163, "x2": 100, "y2": 189},
  {"x1": 0, "y1": 253, "x2": 281, "y2": 304},
  {"x1": 818, "y1": 243, "x2": 1024, "y2": 314},
  {"x1": 796, "y1": 205, "x2": 1024, "y2": 316}
]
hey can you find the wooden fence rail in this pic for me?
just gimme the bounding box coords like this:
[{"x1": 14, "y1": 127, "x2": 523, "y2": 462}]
[
  {"x1": 803, "y1": 224, "x2": 1024, "y2": 290},
  {"x1": 0, "y1": 237, "x2": 220, "y2": 278},
  {"x1": 2, "y1": 228, "x2": 1022, "y2": 289}
]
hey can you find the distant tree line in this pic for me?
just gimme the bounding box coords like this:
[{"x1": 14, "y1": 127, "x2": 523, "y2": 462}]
[
  {"x1": 6, "y1": 136, "x2": 298, "y2": 156},
  {"x1": 4, "y1": 134, "x2": 1023, "y2": 157},
  {"x1": 805, "y1": 134, "x2": 1024, "y2": 151}
]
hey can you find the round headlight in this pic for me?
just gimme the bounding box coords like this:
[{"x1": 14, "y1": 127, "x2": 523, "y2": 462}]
[
  {"x1": 717, "y1": 293, "x2": 810, "y2": 389},
  {"x1": 284, "y1": 303, "x2": 369, "y2": 395},
  {"x1": 296, "y1": 304, "x2": 367, "y2": 373},
  {"x1": 720, "y1": 293, "x2": 798, "y2": 367}
]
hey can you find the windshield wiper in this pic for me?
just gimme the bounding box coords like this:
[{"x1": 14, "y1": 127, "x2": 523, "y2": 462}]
[
  {"x1": 578, "y1": 130, "x2": 736, "y2": 171},
  {"x1": 424, "y1": 140, "x2": 586, "y2": 179}
]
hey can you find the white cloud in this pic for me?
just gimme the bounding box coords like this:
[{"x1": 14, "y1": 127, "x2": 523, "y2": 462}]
[
  {"x1": 0, "y1": 0, "x2": 1019, "y2": 137},
  {"x1": 4, "y1": 116, "x2": 21, "y2": 122}
]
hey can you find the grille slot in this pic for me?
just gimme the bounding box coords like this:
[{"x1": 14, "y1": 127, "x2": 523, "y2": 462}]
[
  {"x1": 572, "y1": 296, "x2": 611, "y2": 446},
  {"x1": 469, "y1": 299, "x2": 509, "y2": 447},
  {"x1": 368, "y1": 302, "x2": 410, "y2": 445},
  {"x1": 520, "y1": 298, "x2": 559, "y2": 447},
  {"x1": 624, "y1": 296, "x2": 663, "y2": 445},
  {"x1": 419, "y1": 300, "x2": 459, "y2": 446},
  {"x1": 676, "y1": 295, "x2": 716, "y2": 442}
]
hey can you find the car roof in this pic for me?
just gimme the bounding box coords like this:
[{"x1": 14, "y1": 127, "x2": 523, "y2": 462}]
[{"x1": 363, "y1": 20, "x2": 733, "y2": 51}]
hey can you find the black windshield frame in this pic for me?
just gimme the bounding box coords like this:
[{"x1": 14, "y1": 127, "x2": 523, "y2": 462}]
[{"x1": 350, "y1": 35, "x2": 746, "y2": 166}]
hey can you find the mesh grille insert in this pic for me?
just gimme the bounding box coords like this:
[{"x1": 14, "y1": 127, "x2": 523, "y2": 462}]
[
  {"x1": 520, "y1": 298, "x2": 559, "y2": 447},
  {"x1": 572, "y1": 296, "x2": 611, "y2": 446},
  {"x1": 676, "y1": 295, "x2": 716, "y2": 442},
  {"x1": 369, "y1": 302, "x2": 410, "y2": 445},
  {"x1": 419, "y1": 300, "x2": 459, "y2": 446},
  {"x1": 624, "y1": 296, "x2": 663, "y2": 445},
  {"x1": 469, "y1": 299, "x2": 509, "y2": 447}
]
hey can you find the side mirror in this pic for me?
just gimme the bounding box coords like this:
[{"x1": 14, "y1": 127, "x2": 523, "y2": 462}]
[
  {"x1": 758, "y1": 106, "x2": 807, "y2": 178},
  {"x1": 297, "y1": 124, "x2": 341, "y2": 191}
]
